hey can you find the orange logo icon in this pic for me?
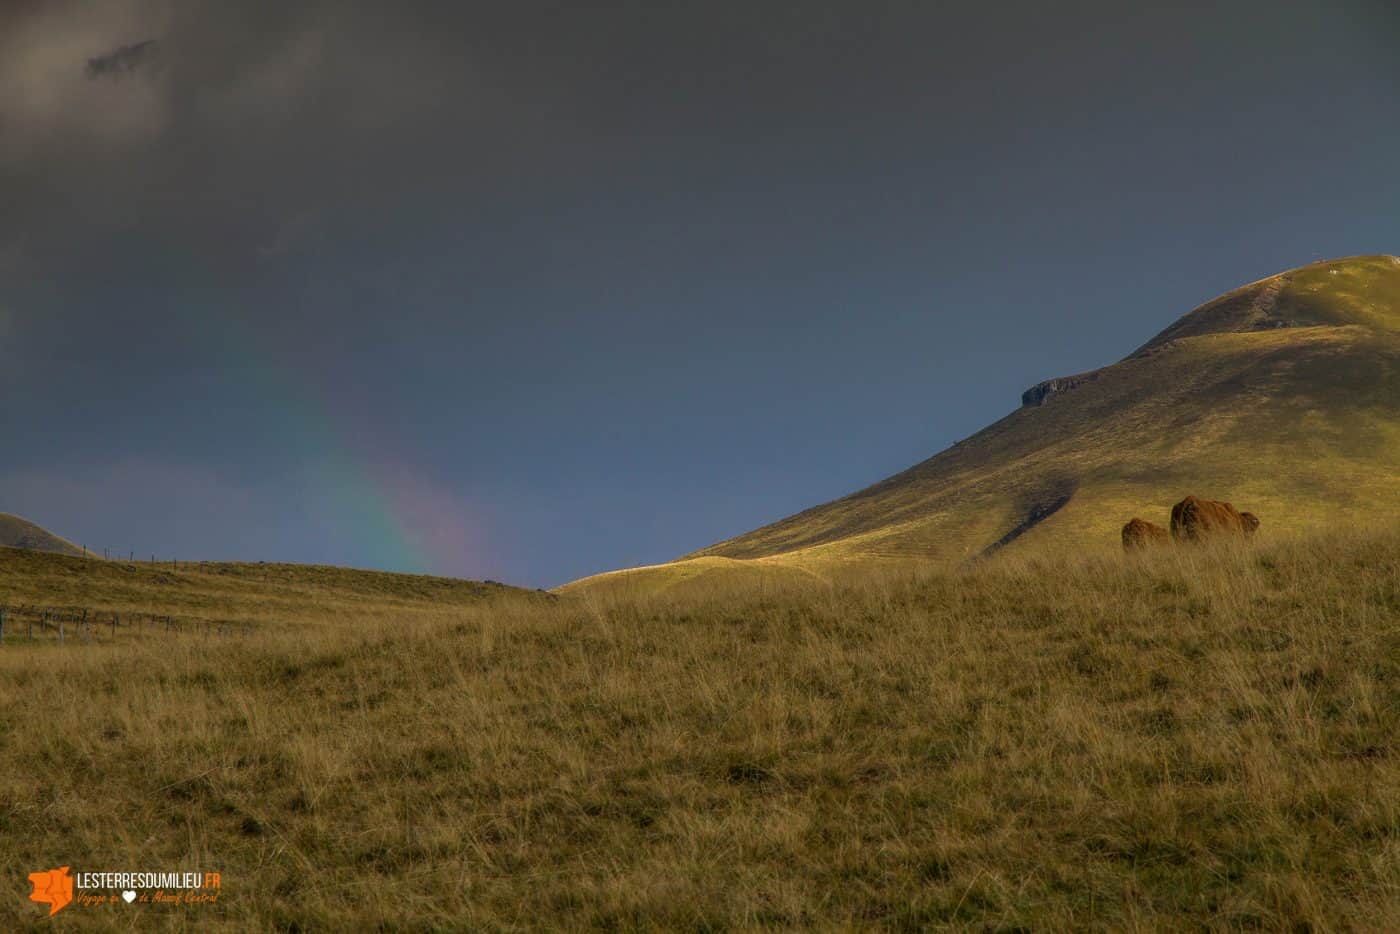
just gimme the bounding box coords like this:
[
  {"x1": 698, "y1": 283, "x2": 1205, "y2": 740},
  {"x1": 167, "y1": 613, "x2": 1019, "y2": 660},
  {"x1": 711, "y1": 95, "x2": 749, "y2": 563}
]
[{"x1": 28, "y1": 866, "x2": 74, "y2": 916}]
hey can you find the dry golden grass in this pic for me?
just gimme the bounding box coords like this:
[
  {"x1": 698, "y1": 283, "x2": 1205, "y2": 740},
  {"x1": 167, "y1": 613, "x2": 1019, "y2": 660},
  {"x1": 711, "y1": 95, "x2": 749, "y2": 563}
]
[
  {"x1": 0, "y1": 547, "x2": 530, "y2": 635},
  {"x1": 2, "y1": 529, "x2": 1397, "y2": 929}
]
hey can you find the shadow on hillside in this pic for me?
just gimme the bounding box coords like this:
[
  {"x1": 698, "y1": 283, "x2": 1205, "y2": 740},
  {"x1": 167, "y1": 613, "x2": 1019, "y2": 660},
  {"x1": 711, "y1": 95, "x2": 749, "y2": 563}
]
[{"x1": 976, "y1": 477, "x2": 1079, "y2": 561}]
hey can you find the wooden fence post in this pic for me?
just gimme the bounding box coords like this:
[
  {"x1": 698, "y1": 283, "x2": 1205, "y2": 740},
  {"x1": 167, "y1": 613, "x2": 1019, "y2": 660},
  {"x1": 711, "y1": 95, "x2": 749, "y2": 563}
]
[
  {"x1": 112, "y1": 614, "x2": 117, "y2": 639},
  {"x1": 0, "y1": 608, "x2": 5, "y2": 645},
  {"x1": 55, "y1": 612, "x2": 62, "y2": 643}
]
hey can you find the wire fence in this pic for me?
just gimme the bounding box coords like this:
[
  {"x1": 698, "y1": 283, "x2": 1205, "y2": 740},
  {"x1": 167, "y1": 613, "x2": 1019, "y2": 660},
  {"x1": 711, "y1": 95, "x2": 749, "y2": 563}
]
[{"x1": 0, "y1": 604, "x2": 254, "y2": 645}]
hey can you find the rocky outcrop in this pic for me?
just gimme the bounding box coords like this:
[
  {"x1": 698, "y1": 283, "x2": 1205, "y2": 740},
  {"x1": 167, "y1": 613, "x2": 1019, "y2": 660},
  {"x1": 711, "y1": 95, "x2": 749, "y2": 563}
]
[{"x1": 1021, "y1": 370, "x2": 1100, "y2": 407}]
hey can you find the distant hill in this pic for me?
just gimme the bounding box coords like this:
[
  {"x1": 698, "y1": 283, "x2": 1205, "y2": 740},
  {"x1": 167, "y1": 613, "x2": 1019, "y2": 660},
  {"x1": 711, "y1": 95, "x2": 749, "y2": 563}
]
[
  {"x1": 0, "y1": 513, "x2": 84, "y2": 557},
  {"x1": 566, "y1": 255, "x2": 1400, "y2": 592},
  {"x1": 0, "y1": 545, "x2": 542, "y2": 627}
]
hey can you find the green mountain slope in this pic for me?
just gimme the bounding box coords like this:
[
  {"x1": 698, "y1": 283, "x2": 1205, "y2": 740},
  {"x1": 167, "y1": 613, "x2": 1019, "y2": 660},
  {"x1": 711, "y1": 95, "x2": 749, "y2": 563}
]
[
  {"x1": 566, "y1": 255, "x2": 1400, "y2": 592},
  {"x1": 0, "y1": 513, "x2": 84, "y2": 557}
]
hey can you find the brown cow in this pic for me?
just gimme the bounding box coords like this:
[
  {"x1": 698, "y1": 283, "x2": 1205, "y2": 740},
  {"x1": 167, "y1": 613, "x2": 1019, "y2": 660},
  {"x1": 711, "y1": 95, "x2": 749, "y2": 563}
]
[
  {"x1": 1122, "y1": 517, "x2": 1170, "y2": 551},
  {"x1": 1170, "y1": 495, "x2": 1259, "y2": 543}
]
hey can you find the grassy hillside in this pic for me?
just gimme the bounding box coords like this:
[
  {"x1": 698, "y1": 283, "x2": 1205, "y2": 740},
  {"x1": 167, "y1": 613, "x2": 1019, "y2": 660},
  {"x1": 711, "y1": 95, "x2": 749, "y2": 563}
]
[
  {"x1": 569, "y1": 255, "x2": 1400, "y2": 592},
  {"x1": 0, "y1": 513, "x2": 83, "y2": 557},
  {"x1": 0, "y1": 546, "x2": 536, "y2": 631},
  {"x1": 3, "y1": 530, "x2": 1397, "y2": 928}
]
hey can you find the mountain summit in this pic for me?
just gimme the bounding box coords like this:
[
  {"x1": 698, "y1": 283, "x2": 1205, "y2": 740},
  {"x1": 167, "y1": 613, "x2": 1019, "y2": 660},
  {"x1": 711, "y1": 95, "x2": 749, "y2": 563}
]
[{"x1": 568, "y1": 255, "x2": 1400, "y2": 591}]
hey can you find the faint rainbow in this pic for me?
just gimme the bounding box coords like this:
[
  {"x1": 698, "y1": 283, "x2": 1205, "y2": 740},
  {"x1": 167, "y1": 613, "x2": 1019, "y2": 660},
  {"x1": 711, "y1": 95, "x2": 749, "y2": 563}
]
[{"x1": 200, "y1": 310, "x2": 480, "y2": 577}]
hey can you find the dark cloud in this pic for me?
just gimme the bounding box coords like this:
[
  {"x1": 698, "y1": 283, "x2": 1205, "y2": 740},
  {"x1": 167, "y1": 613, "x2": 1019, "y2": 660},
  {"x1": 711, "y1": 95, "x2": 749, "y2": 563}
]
[
  {"x1": 84, "y1": 38, "x2": 160, "y2": 80},
  {"x1": 0, "y1": 0, "x2": 1397, "y2": 585}
]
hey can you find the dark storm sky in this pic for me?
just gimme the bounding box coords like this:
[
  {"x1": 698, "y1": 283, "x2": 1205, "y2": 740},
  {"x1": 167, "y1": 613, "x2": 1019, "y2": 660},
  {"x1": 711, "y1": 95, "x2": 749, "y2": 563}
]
[{"x1": 2, "y1": 1, "x2": 1397, "y2": 586}]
